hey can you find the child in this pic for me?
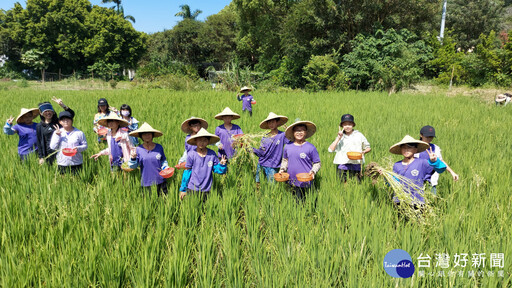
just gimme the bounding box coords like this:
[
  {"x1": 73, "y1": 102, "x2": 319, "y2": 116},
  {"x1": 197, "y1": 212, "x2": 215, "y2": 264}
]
[
  {"x1": 36, "y1": 97, "x2": 74, "y2": 165},
  {"x1": 179, "y1": 128, "x2": 228, "y2": 201},
  {"x1": 388, "y1": 135, "x2": 446, "y2": 206},
  {"x1": 495, "y1": 93, "x2": 511, "y2": 106},
  {"x1": 236, "y1": 86, "x2": 255, "y2": 117},
  {"x1": 178, "y1": 117, "x2": 208, "y2": 164},
  {"x1": 119, "y1": 104, "x2": 139, "y2": 147},
  {"x1": 253, "y1": 112, "x2": 290, "y2": 184},
  {"x1": 415, "y1": 125, "x2": 459, "y2": 195},
  {"x1": 90, "y1": 114, "x2": 132, "y2": 170},
  {"x1": 49, "y1": 111, "x2": 88, "y2": 174},
  {"x1": 279, "y1": 121, "x2": 321, "y2": 201},
  {"x1": 128, "y1": 123, "x2": 170, "y2": 196},
  {"x1": 4, "y1": 108, "x2": 39, "y2": 160},
  {"x1": 93, "y1": 98, "x2": 116, "y2": 143},
  {"x1": 328, "y1": 114, "x2": 371, "y2": 183},
  {"x1": 214, "y1": 107, "x2": 243, "y2": 159}
]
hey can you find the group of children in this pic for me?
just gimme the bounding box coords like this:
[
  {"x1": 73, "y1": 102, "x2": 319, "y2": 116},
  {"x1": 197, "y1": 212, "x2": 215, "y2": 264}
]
[{"x1": 4, "y1": 88, "x2": 459, "y2": 205}]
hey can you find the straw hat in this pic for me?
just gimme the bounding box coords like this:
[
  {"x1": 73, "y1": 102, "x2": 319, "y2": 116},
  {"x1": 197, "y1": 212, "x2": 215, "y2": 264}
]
[
  {"x1": 240, "y1": 86, "x2": 252, "y2": 93},
  {"x1": 496, "y1": 94, "x2": 508, "y2": 102},
  {"x1": 97, "y1": 113, "x2": 130, "y2": 128},
  {"x1": 215, "y1": 107, "x2": 240, "y2": 120},
  {"x1": 259, "y1": 112, "x2": 288, "y2": 129},
  {"x1": 389, "y1": 135, "x2": 430, "y2": 155},
  {"x1": 285, "y1": 121, "x2": 317, "y2": 141},
  {"x1": 15, "y1": 108, "x2": 39, "y2": 124},
  {"x1": 180, "y1": 117, "x2": 208, "y2": 134},
  {"x1": 186, "y1": 128, "x2": 220, "y2": 145},
  {"x1": 129, "y1": 122, "x2": 163, "y2": 138}
]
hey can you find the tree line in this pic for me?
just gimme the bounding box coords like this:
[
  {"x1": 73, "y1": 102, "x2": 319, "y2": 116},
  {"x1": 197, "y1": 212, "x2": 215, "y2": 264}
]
[{"x1": 1, "y1": 0, "x2": 512, "y2": 90}]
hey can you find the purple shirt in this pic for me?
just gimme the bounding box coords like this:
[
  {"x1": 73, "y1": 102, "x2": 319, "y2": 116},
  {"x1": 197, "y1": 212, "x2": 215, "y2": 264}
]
[
  {"x1": 135, "y1": 144, "x2": 167, "y2": 187},
  {"x1": 239, "y1": 94, "x2": 253, "y2": 111},
  {"x1": 215, "y1": 124, "x2": 243, "y2": 159},
  {"x1": 184, "y1": 134, "x2": 196, "y2": 153},
  {"x1": 185, "y1": 148, "x2": 219, "y2": 192},
  {"x1": 110, "y1": 137, "x2": 123, "y2": 167},
  {"x1": 392, "y1": 158, "x2": 435, "y2": 204},
  {"x1": 12, "y1": 123, "x2": 38, "y2": 156},
  {"x1": 283, "y1": 142, "x2": 320, "y2": 188},
  {"x1": 253, "y1": 131, "x2": 290, "y2": 168},
  {"x1": 417, "y1": 143, "x2": 436, "y2": 160}
]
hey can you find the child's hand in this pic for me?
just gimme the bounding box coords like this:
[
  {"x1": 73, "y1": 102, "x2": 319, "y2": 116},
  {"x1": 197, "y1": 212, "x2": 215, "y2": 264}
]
[
  {"x1": 220, "y1": 155, "x2": 227, "y2": 165},
  {"x1": 338, "y1": 127, "x2": 344, "y2": 138},
  {"x1": 130, "y1": 148, "x2": 137, "y2": 159},
  {"x1": 309, "y1": 171, "x2": 315, "y2": 179},
  {"x1": 53, "y1": 124, "x2": 62, "y2": 136},
  {"x1": 51, "y1": 96, "x2": 64, "y2": 106},
  {"x1": 90, "y1": 153, "x2": 101, "y2": 160},
  {"x1": 6, "y1": 116, "x2": 14, "y2": 125},
  {"x1": 180, "y1": 192, "x2": 187, "y2": 200},
  {"x1": 39, "y1": 158, "x2": 45, "y2": 165},
  {"x1": 451, "y1": 172, "x2": 460, "y2": 181},
  {"x1": 426, "y1": 147, "x2": 437, "y2": 162}
]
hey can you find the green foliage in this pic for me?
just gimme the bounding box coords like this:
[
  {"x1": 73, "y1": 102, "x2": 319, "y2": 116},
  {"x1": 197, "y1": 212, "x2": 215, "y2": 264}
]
[
  {"x1": 341, "y1": 29, "x2": 432, "y2": 92},
  {"x1": 303, "y1": 52, "x2": 347, "y2": 92},
  {"x1": 87, "y1": 61, "x2": 121, "y2": 81},
  {"x1": 175, "y1": 4, "x2": 202, "y2": 20}
]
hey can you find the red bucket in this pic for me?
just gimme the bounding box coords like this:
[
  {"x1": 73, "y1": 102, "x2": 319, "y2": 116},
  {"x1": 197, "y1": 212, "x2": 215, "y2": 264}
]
[
  {"x1": 296, "y1": 173, "x2": 313, "y2": 182},
  {"x1": 159, "y1": 167, "x2": 175, "y2": 179},
  {"x1": 62, "y1": 148, "x2": 77, "y2": 157},
  {"x1": 251, "y1": 100, "x2": 256, "y2": 105}
]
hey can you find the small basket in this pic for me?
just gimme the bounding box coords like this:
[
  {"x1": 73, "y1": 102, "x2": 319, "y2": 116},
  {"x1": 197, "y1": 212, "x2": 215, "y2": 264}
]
[
  {"x1": 159, "y1": 167, "x2": 175, "y2": 179},
  {"x1": 251, "y1": 100, "x2": 256, "y2": 105},
  {"x1": 62, "y1": 148, "x2": 77, "y2": 157},
  {"x1": 97, "y1": 128, "x2": 108, "y2": 136},
  {"x1": 175, "y1": 162, "x2": 187, "y2": 169},
  {"x1": 274, "y1": 172, "x2": 290, "y2": 182},
  {"x1": 296, "y1": 173, "x2": 313, "y2": 182},
  {"x1": 347, "y1": 152, "x2": 363, "y2": 160},
  {"x1": 121, "y1": 162, "x2": 134, "y2": 172}
]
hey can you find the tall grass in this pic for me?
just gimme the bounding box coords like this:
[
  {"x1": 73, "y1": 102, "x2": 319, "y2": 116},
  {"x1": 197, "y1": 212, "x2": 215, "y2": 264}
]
[{"x1": 0, "y1": 88, "x2": 510, "y2": 286}]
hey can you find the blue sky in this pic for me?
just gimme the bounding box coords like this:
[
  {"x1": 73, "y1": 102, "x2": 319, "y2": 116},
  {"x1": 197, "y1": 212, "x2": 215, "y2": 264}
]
[{"x1": 0, "y1": 0, "x2": 233, "y2": 34}]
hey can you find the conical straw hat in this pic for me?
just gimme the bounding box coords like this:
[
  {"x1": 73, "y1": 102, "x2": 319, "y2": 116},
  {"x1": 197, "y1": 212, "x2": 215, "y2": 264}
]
[
  {"x1": 129, "y1": 122, "x2": 163, "y2": 138},
  {"x1": 97, "y1": 113, "x2": 130, "y2": 128},
  {"x1": 240, "y1": 86, "x2": 252, "y2": 93},
  {"x1": 180, "y1": 117, "x2": 208, "y2": 134},
  {"x1": 215, "y1": 107, "x2": 240, "y2": 120},
  {"x1": 259, "y1": 112, "x2": 288, "y2": 129},
  {"x1": 186, "y1": 128, "x2": 220, "y2": 145},
  {"x1": 389, "y1": 135, "x2": 430, "y2": 155},
  {"x1": 284, "y1": 121, "x2": 317, "y2": 141},
  {"x1": 15, "y1": 108, "x2": 39, "y2": 124}
]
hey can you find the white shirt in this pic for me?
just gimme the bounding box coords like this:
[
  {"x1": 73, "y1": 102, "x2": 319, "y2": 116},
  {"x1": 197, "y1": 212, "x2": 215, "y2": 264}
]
[{"x1": 328, "y1": 130, "x2": 370, "y2": 165}]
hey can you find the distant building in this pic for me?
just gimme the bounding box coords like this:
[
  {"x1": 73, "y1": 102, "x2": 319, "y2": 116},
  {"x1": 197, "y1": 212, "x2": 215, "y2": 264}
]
[{"x1": 0, "y1": 55, "x2": 7, "y2": 67}]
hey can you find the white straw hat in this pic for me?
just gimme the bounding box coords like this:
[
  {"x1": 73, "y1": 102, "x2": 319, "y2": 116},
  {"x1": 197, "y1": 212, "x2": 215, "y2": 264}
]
[
  {"x1": 240, "y1": 86, "x2": 252, "y2": 93},
  {"x1": 259, "y1": 112, "x2": 288, "y2": 129},
  {"x1": 180, "y1": 117, "x2": 208, "y2": 134},
  {"x1": 15, "y1": 108, "x2": 39, "y2": 124},
  {"x1": 129, "y1": 122, "x2": 163, "y2": 138},
  {"x1": 97, "y1": 113, "x2": 130, "y2": 128},
  {"x1": 284, "y1": 121, "x2": 317, "y2": 141},
  {"x1": 186, "y1": 128, "x2": 220, "y2": 145},
  {"x1": 215, "y1": 107, "x2": 240, "y2": 120},
  {"x1": 389, "y1": 135, "x2": 430, "y2": 155}
]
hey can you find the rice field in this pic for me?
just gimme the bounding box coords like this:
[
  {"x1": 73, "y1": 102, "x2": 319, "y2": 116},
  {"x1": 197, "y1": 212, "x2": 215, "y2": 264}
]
[{"x1": 0, "y1": 87, "x2": 510, "y2": 287}]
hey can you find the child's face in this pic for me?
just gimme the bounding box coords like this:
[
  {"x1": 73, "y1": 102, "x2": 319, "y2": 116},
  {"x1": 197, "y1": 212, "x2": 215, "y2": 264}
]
[
  {"x1": 59, "y1": 117, "x2": 73, "y2": 129},
  {"x1": 267, "y1": 119, "x2": 278, "y2": 130},
  {"x1": 121, "y1": 109, "x2": 130, "y2": 117},
  {"x1": 107, "y1": 120, "x2": 120, "y2": 131},
  {"x1": 293, "y1": 126, "x2": 307, "y2": 141},
  {"x1": 141, "y1": 133, "x2": 153, "y2": 142},
  {"x1": 190, "y1": 122, "x2": 201, "y2": 133},
  {"x1": 401, "y1": 144, "x2": 418, "y2": 158},
  {"x1": 196, "y1": 137, "x2": 208, "y2": 149},
  {"x1": 99, "y1": 105, "x2": 107, "y2": 112},
  {"x1": 20, "y1": 114, "x2": 34, "y2": 124},
  {"x1": 223, "y1": 116, "x2": 233, "y2": 123},
  {"x1": 41, "y1": 110, "x2": 54, "y2": 120},
  {"x1": 420, "y1": 134, "x2": 434, "y2": 143},
  {"x1": 341, "y1": 122, "x2": 354, "y2": 133}
]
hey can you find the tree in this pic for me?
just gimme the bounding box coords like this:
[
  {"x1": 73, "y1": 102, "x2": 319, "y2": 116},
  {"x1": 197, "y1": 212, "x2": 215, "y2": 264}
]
[
  {"x1": 101, "y1": 0, "x2": 135, "y2": 23},
  {"x1": 20, "y1": 49, "x2": 50, "y2": 81},
  {"x1": 175, "y1": 4, "x2": 202, "y2": 20}
]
